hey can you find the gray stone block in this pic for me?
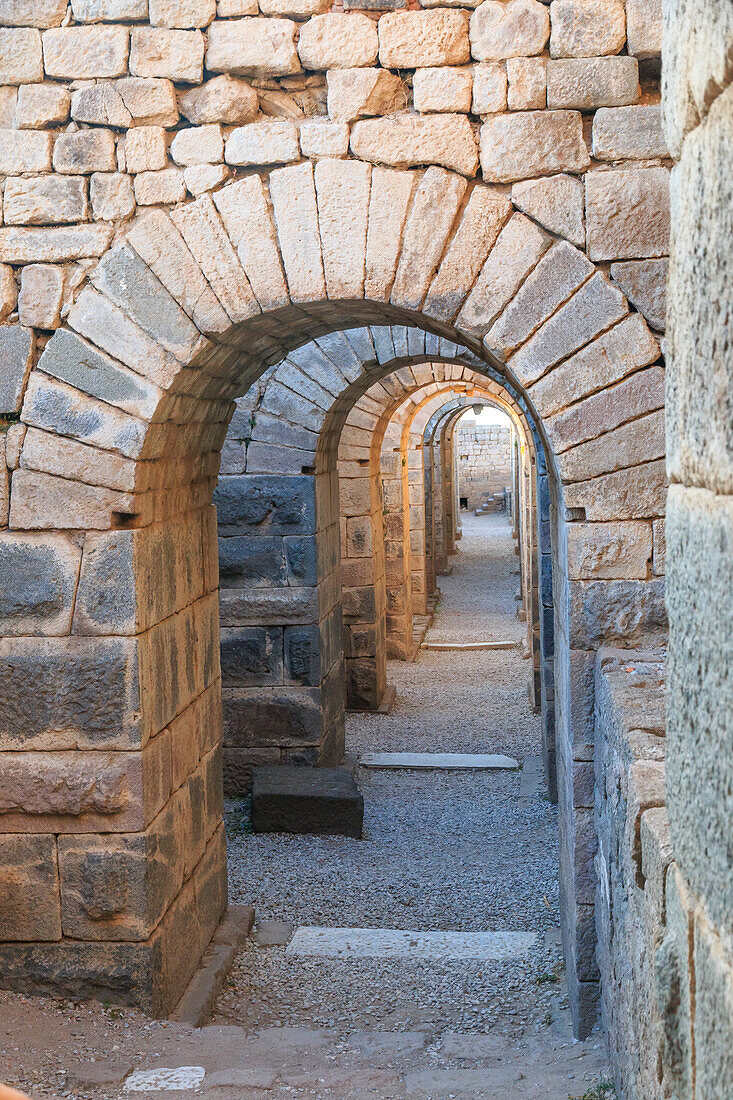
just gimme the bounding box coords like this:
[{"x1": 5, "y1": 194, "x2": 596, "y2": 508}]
[
  {"x1": 37, "y1": 327, "x2": 159, "y2": 417},
  {"x1": 284, "y1": 534, "x2": 318, "y2": 585},
  {"x1": 284, "y1": 624, "x2": 321, "y2": 686},
  {"x1": 0, "y1": 323, "x2": 34, "y2": 415},
  {"x1": 218, "y1": 534, "x2": 287, "y2": 588},
  {"x1": 0, "y1": 532, "x2": 81, "y2": 635},
  {"x1": 251, "y1": 765, "x2": 363, "y2": 838},
  {"x1": 220, "y1": 626, "x2": 283, "y2": 686},
  {"x1": 214, "y1": 474, "x2": 316, "y2": 536},
  {"x1": 223, "y1": 686, "x2": 323, "y2": 748}
]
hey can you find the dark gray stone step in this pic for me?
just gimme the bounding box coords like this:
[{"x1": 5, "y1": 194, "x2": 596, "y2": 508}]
[{"x1": 251, "y1": 765, "x2": 364, "y2": 838}]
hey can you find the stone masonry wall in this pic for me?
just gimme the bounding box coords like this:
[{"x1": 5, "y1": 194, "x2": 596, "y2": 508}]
[{"x1": 456, "y1": 418, "x2": 512, "y2": 509}]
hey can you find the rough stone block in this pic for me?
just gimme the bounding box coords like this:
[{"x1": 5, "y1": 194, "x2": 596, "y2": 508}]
[
  {"x1": 20, "y1": 372, "x2": 145, "y2": 459},
  {"x1": 350, "y1": 113, "x2": 478, "y2": 176},
  {"x1": 123, "y1": 125, "x2": 168, "y2": 173},
  {"x1": 547, "y1": 365, "x2": 665, "y2": 453},
  {"x1": 557, "y1": 408, "x2": 664, "y2": 483},
  {"x1": 0, "y1": 324, "x2": 34, "y2": 414},
  {"x1": 549, "y1": 0, "x2": 626, "y2": 58},
  {"x1": 220, "y1": 625, "x2": 283, "y2": 686},
  {"x1": 180, "y1": 75, "x2": 257, "y2": 124},
  {"x1": 0, "y1": 531, "x2": 82, "y2": 636},
  {"x1": 213, "y1": 174, "x2": 289, "y2": 310},
  {"x1": 215, "y1": 475, "x2": 316, "y2": 536},
  {"x1": 300, "y1": 119, "x2": 349, "y2": 159},
  {"x1": 547, "y1": 56, "x2": 639, "y2": 109},
  {"x1": 14, "y1": 83, "x2": 70, "y2": 128},
  {"x1": 0, "y1": 88, "x2": 17, "y2": 127},
  {"x1": 0, "y1": 28, "x2": 43, "y2": 84},
  {"x1": 586, "y1": 166, "x2": 670, "y2": 261},
  {"x1": 626, "y1": 0, "x2": 661, "y2": 59},
  {"x1": 413, "y1": 66, "x2": 473, "y2": 114},
  {"x1": 378, "y1": 10, "x2": 470, "y2": 68},
  {"x1": 564, "y1": 459, "x2": 667, "y2": 522},
  {"x1": 511, "y1": 172, "x2": 584, "y2": 246},
  {"x1": 133, "y1": 167, "x2": 186, "y2": 204},
  {"x1": 225, "y1": 120, "x2": 299, "y2": 166},
  {"x1": 592, "y1": 103, "x2": 667, "y2": 160},
  {"x1": 251, "y1": 766, "x2": 363, "y2": 838},
  {"x1": 71, "y1": 0, "x2": 148, "y2": 17},
  {"x1": 610, "y1": 258, "x2": 667, "y2": 331},
  {"x1": 327, "y1": 67, "x2": 404, "y2": 121},
  {"x1": 472, "y1": 62, "x2": 507, "y2": 114},
  {"x1": 72, "y1": 77, "x2": 179, "y2": 128},
  {"x1": 2, "y1": 0, "x2": 68, "y2": 26},
  {"x1": 205, "y1": 17, "x2": 301, "y2": 78},
  {"x1": 130, "y1": 27, "x2": 205, "y2": 82},
  {"x1": 506, "y1": 56, "x2": 546, "y2": 109},
  {"x1": 90, "y1": 172, "x2": 136, "y2": 221},
  {"x1": 299, "y1": 13, "x2": 378, "y2": 70},
  {"x1": 4, "y1": 176, "x2": 87, "y2": 227},
  {"x1": 150, "y1": 0, "x2": 216, "y2": 26},
  {"x1": 53, "y1": 130, "x2": 116, "y2": 174},
  {"x1": 0, "y1": 129, "x2": 52, "y2": 174},
  {"x1": 183, "y1": 162, "x2": 229, "y2": 195},
  {"x1": 567, "y1": 521, "x2": 652, "y2": 580},
  {"x1": 0, "y1": 265, "x2": 18, "y2": 323},
  {"x1": 480, "y1": 109, "x2": 589, "y2": 182},
  {"x1": 170, "y1": 123, "x2": 223, "y2": 165},
  {"x1": 42, "y1": 26, "x2": 130, "y2": 79},
  {"x1": 0, "y1": 835, "x2": 61, "y2": 941},
  {"x1": 391, "y1": 164, "x2": 466, "y2": 310},
  {"x1": 469, "y1": 0, "x2": 549, "y2": 60}
]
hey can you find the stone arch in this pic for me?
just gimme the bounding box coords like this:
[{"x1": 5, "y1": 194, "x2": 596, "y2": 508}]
[{"x1": 0, "y1": 164, "x2": 666, "y2": 1035}]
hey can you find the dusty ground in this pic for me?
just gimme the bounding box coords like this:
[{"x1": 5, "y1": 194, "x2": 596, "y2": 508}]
[{"x1": 0, "y1": 513, "x2": 612, "y2": 1099}]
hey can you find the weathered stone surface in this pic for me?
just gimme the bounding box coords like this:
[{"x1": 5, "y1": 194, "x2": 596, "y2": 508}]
[
  {"x1": 53, "y1": 129, "x2": 117, "y2": 174},
  {"x1": 150, "y1": 0, "x2": 216, "y2": 26},
  {"x1": 300, "y1": 119, "x2": 349, "y2": 159},
  {"x1": 378, "y1": 10, "x2": 470, "y2": 68},
  {"x1": 215, "y1": 475, "x2": 316, "y2": 536},
  {"x1": 260, "y1": 0, "x2": 329, "y2": 13},
  {"x1": 314, "y1": 158, "x2": 370, "y2": 298},
  {"x1": 252, "y1": 766, "x2": 363, "y2": 838},
  {"x1": 0, "y1": 532, "x2": 82, "y2": 636},
  {"x1": 610, "y1": 258, "x2": 667, "y2": 331},
  {"x1": 564, "y1": 459, "x2": 667, "y2": 521},
  {"x1": 213, "y1": 175, "x2": 289, "y2": 310},
  {"x1": 225, "y1": 120, "x2": 299, "y2": 166},
  {"x1": 0, "y1": 129, "x2": 52, "y2": 174},
  {"x1": 171, "y1": 194, "x2": 257, "y2": 323},
  {"x1": 14, "y1": 83, "x2": 70, "y2": 128},
  {"x1": 626, "y1": 0, "x2": 661, "y2": 59},
  {"x1": 351, "y1": 114, "x2": 478, "y2": 176},
  {"x1": 506, "y1": 56, "x2": 546, "y2": 109},
  {"x1": 0, "y1": 324, "x2": 34, "y2": 414},
  {"x1": 567, "y1": 521, "x2": 652, "y2": 579},
  {"x1": 413, "y1": 66, "x2": 473, "y2": 114},
  {"x1": 469, "y1": 0, "x2": 549, "y2": 60},
  {"x1": 123, "y1": 125, "x2": 168, "y2": 172},
  {"x1": 71, "y1": 0, "x2": 148, "y2": 18},
  {"x1": 130, "y1": 28, "x2": 205, "y2": 82},
  {"x1": 511, "y1": 172, "x2": 584, "y2": 247},
  {"x1": 327, "y1": 67, "x2": 403, "y2": 121},
  {"x1": 480, "y1": 110, "x2": 589, "y2": 182},
  {"x1": 549, "y1": 0, "x2": 626, "y2": 58},
  {"x1": 0, "y1": 28, "x2": 43, "y2": 84},
  {"x1": 0, "y1": 225, "x2": 113, "y2": 264},
  {"x1": 472, "y1": 62, "x2": 507, "y2": 114},
  {"x1": 20, "y1": 372, "x2": 145, "y2": 461},
  {"x1": 0, "y1": 835, "x2": 61, "y2": 941},
  {"x1": 299, "y1": 14, "x2": 378, "y2": 70},
  {"x1": 217, "y1": 0, "x2": 258, "y2": 12},
  {"x1": 0, "y1": 87, "x2": 17, "y2": 127},
  {"x1": 547, "y1": 56, "x2": 639, "y2": 110},
  {"x1": 18, "y1": 264, "x2": 65, "y2": 329},
  {"x1": 547, "y1": 365, "x2": 665, "y2": 453},
  {"x1": 586, "y1": 166, "x2": 670, "y2": 261},
  {"x1": 170, "y1": 123, "x2": 223, "y2": 165},
  {"x1": 90, "y1": 172, "x2": 136, "y2": 221},
  {"x1": 183, "y1": 162, "x2": 229, "y2": 194},
  {"x1": 557, "y1": 408, "x2": 665, "y2": 483},
  {"x1": 179, "y1": 74, "x2": 258, "y2": 124},
  {"x1": 457, "y1": 212, "x2": 550, "y2": 334},
  {"x1": 391, "y1": 165, "x2": 466, "y2": 311},
  {"x1": 206, "y1": 18, "x2": 301, "y2": 78},
  {"x1": 0, "y1": 265, "x2": 18, "y2": 323},
  {"x1": 134, "y1": 167, "x2": 186, "y2": 204},
  {"x1": 43, "y1": 26, "x2": 130, "y2": 79},
  {"x1": 2, "y1": 0, "x2": 68, "y2": 26},
  {"x1": 592, "y1": 104, "x2": 668, "y2": 160},
  {"x1": 3, "y1": 176, "x2": 87, "y2": 227},
  {"x1": 364, "y1": 166, "x2": 416, "y2": 299},
  {"x1": 72, "y1": 78, "x2": 179, "y2": 128}
]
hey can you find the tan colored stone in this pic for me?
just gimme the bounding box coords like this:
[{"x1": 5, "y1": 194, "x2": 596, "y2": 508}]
[
  {"x1": 556, "y1": 407, "x2": 665, "y2": 482},
  {"x1": 327, "y1": 68, "x2": 404, "y2": 122},
  {"x1": 90, "y1": 172, "x2": 136, "y2": 221},
  {"x1": 54, "y1": 130, "x2": 117, "y2": 175},
  {"x1": 413, "y1": 66, "x2": 473, "y2": 114},
  {"x1": 549, "y1": 0, "x2": 626, "y2": 58},
  {"x1": 0, "y1": 28, "x2": 43, "y2": 85},
  {"x1": 480, "y1": 109, "x2": 589, "y2": 182},
  {"x1": 609, "y1": 258, "x2": 667, "y2": 331},
  {"x1": 269, "y1": 161, "x2": 325, "y2": 303},
  {"x1": 592, "y1": 104, "x2": 668, "y2": 161},
  {"x1": 123, "y1": 125, "x2": 168, "y2": 173},
  {"x1": 299, "y1": 14, "x2": 378, "y2": 71},
  {"x1": 183, "y1": 162, "x2": 230, "y2": 195},
  {"x1": 315, "y1": 158, "x2": 371, "y2": 299},
  {"x1": 0, "y1": 129, "x2": 52, "y2": 175},
  {"x1": 350, "y1": 114, "x2": 478, "y2": 176},
  {"x1": 4, "y1": 176, "x2": 87, "y2": 227},
  {"x1": 378, "y1": 10, "x2": 470, "y2": 68},
  {"x1": 179, "y1": 74, "x2": 258, "y2": 124},
  {"x1": 567, "y1": 521, "x2": 652, "y2": 579},
  {"x1": 14, "y1": 83, "x2": 70, "y2": 128},
  {"x1": 225, "y1": 120, "x2": 299, "y2": 166},
  {"x1": 260, "y1": 0, "x2": 329, "y2": 13},
  {"x1": 2, "y1": 0, "x2": 68, "y2": 26},
  {"x1": 300, "y1": 119, "x2": 349, "y2": 159},
  {"x1": 217, "y1": 0, "x2": 258, "y2": 12},
  {"x1": 586, "y1": 166, "x2": 670, "y2": 262},
  {"x1": 170, "y1": 123, "x2": 223, "y2": 165},
  {"x1": 213, "y1": 175, "x2": 289, "y2": 310},
  {"x1": 150, "y1": 0, "x2": 216, "y2": 27},
  {"x1": 206, "y1": 17, "x2": 301, "y2": 78},
  {"x1": 511, "y1": 173, "x2": 585, "y2": 247},
  {"x1": 364, "y1": 166, "x2": 416, "y2": 301},
  {"x1": 0, "y1": 835, "x2": 61, "y2": 942},
  {"x1": 71, "y1": 78, "x2": 179, "y2": 128},
  {"x1": 18, "y1": 264, "x2": 65, "y2": 329},
  {"x1": 0, "y1": 88, "x2": 18, "y2": 127},
  {"x1": 71, "y1": 0, "x2": 147, "y2": 18},
  {"x1": 652, "y1": 516, "x2": 665, "y2": 574},
  {"x1": 563, "y1": 459, "x2": 667, "y2": 521},
  {"x1": 626, "y1": 0, "x2": 661, "y2": 59},
  {"x1": 546, "y1": 364, "x2": 665, "y2": 453},
  {"x1": 134, "y1": 167, "x2": 186, "y2": 205},
  {"x1": 392, "y1": 166, "x2": 467, "y2": 311},
  {"x1": 43, "y1": 26, "x2": 130, "y2": 80},
  {"x1": 10, "y1": 468, "x2": 140, "y2": 531},
  {"x1": 130, "y1": 28, "x2": 205, "y2": 83},
  {"x1": 472, "y1": 62, "x2": 507, "y2": 114},
  {"x1": 0, "y1": 224, "x2": 113, "y2": 263},
  {"x1": 547, "y1": 56, "x2": 639, "y2": 110},
  {"x1": 506, "y1": 56, "x2": 546, "y2": 109},
  {"x1": 171, "y1": 195, "x2": 257, "y2": 324},
  {"x1": 469, "y1": 0, "x2": 549, "y2": 60},
  {"x1": 0, "y1": 265, "x2": 18, "y2": 323}
]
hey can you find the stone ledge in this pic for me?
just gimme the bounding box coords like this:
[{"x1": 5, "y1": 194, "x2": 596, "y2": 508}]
[{"x1": 169, "y1": 903, "x2": 255, "y2": 1028}]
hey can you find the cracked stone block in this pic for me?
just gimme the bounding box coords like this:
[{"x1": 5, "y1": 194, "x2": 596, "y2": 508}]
[
  {"x1": 72, "y1": 77, "x2": 179, "y2": 128},
  {"x1": 511, "y1": 173, "x2": 584, "y2": 247},
  {"x1": 327, "y1": 67, "x2": 404, "y2": 122}
]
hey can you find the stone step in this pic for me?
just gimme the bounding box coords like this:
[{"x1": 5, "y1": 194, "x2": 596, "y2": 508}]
[
  {"x1": 358, "y1": 752, "x2": 520, "y2": 770},
  {"x1": 286, "y1": 926, "x2": 536, "y2": 961},
  {"x1": 251, "y1": 765, "x2": 364, "y2": 838}
]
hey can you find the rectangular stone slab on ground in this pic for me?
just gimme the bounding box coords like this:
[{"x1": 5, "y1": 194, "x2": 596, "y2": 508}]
[
  {"x1": 286, "y1": 927, "x2": 536, "y2": 960},
  {"x1": 358, "y1": 752, "x2": 520, "y2": 769},
  {"x1": 251, "y1": 765, "x2": 364, "y2": 838}
]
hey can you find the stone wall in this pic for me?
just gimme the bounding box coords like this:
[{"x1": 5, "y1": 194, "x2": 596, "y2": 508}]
[{"x1": 456, "y1": 419, "x2": 512, "y2": 510}]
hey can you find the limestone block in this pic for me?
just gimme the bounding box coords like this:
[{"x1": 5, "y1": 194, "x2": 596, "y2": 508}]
[
  {"x1": 557, "y1": 407, "x2": 664, "y2": 482},
  {"x1": 2, "y1": 0, "x2": 68, "y2": 26},
  {"x1": 0, "y1": 224, "x2": 113, "y2": 264},
  {"x1": 0, "y1": 265, "x2": 18, "y2": 323},
  {"x1": 90, "y1": 172, "x2": 136, "y2": 221},
  {"x1": 14, "y1": 83, "x2": 69, "y2": 129},
  {"x1": 0, "y1": 325, "x2": 34, "y2": 414},
  {"x1": 43, "y1": 27, "x2": 130, "y2": 80},
  {"x1": 134, "y1": 167, "x2": 186, "y2": 204},
  {"x1": 586, "y1": 166, "x2": 670, "y2": 261},
  {"x1": 564, "y1": 459, "x2": 666, "y2": 522},
  {"x1": 53, "y1": 130, "x2": 116, "y2": 174},
  {"x1": 364, "y1": 166, "x2": 416, "y2": 299},
  {"x1": 299, "y1": 14, "x2": 378, "y2": 70},
  {"x1": 472, "y1": 62, "x2": 507, "y2": 114},
  {"x1": 549, "y1": 0, "x2": 626, "y2": 58},
  {"x1": 327, "y1": 67, "x2": 403, "y2": 121},
  {"x1": 413, "y1": 66, "x2": 473, "y2": 114},
  {"x1": 170, "y1": 123, "x2": 223, "y2": 165},
  {"x1": 18, "y1": 265, "x2": 65, "y2": 329},
  {"x1": 149, "y1": 0, "x2": 217, "y2": 27},
  {"x1": 213, "y1": 175, "x2": 289, "y2": 310},
  {"x1": 547, "y1": 56, "x2": 639, "y2": 110},
  {"x1": 391, "y1": 165, "x2": 466, "y2": 311},
  {"x1": 71, "y1": 0, "x2": 148, "y2": 18},
  {"x1": 592, "y1": 103, "x2": 668, "y2": 161},
  {"x1": 457, "y1": 212, "x2": 550, "y2": 334},
  {"x1": 626, "y1": 0, "x2": 660, "y2": 59},
  {"x1": 567, "y1": 521, "x2": 652, "y2": 580},
  {"x1": 225, "y1": 120, "x2": 299, "y2": 166},
  {"x1": 73, "y1": 77, "x2": 179, "y2": 128},
  {"x1": 610, "y1": 258, "x2": 667, "y2": 331},
  {"x1": 183, "y1": 163, "x2": 229, "y2": 196},
  {"x1": 123, "y1": 125, "x2": 168, "y2": 173},
  {"x1": 206, "y1": 18, "x2": 301, "y2": 78},
  {"x1": 218, "y1": 0, "x2": 258, "y2": 12},
  {"x1": 4, "y1": 176, "x2": 87, "y2": 227},
  {"x1": 480, "y1": 109, "x2": 589, "y2": 182},
  {"x1": 0, "y1": 129, "x2": 52, "y2": 175},
  {"x1": 511, "y1": 173, "x2": 584, "y2": 246},
  {"x1": 350, "y1": 114, "x2": 478, "y2": 176},
  {"x1": 130, "y1": 28, "x2": 205, "y2": 83},
  {"x1": 0, "y1": 28, "x2": 43, "y2": 85},
  {"x1": 506, "y1": 56, "x2": 546, "y2": 109},
  {"x1": 469, "y1": 0, "x2": 549, "y2": 61},
  {"x1": 0, "y1": 835, "x2": 61, "y2": 941},
  {"x1": 300, "y1": 119, "x2": 349, "y2": 158},
  {"x1": 425, "y1": 183, "x2": 511, "y2": 321},
  {"x1": 179, "y1": 74, "x2": 258, "y2": 124},
  {"x1": 171, "y1": 195, "x2": 257, "y2": 323},
  {"x1": 691, "y1": 914, "x2": 733, "y2": 1098},
  {"x1": 260, "y1": 0, "x2": 328, "y2": 11},
  {"x1": 0, "y1": 88, "x2": 18, "y2": 127},
  {"x1": 378, "y1": 10, "x2": 470, "y2": 68}
]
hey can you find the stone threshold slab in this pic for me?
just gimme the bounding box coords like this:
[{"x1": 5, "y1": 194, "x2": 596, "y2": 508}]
[
  {"x1": 359, "y1": 752, "x2": 520, "y2": 770},
  {"x1": 421, "y1": 640, "x2": 519, "y2": 650},
  {"x1": 286, "y1": 927, "x2": 536, "y2": 960}
]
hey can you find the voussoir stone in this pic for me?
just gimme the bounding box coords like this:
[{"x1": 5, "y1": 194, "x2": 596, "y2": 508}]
[
  {"x1": 0, "y1": 28, "x2": 43, "y2": 85},
  {"x1": 225, "y1": 120, "x2": 300, "y2": 166},
  {"x1": 350, "y1": 114, "x2": 478, "y2": 176},
  {"x1": 130, "y1": 28, "x2": 205, "y2": 83},
  {"x1": 378, "y1": 10, "x2": 470, "y2": 68},
  {"x1": 4, "y1": 176, "x2": 88, "y2": 226},
  {"x1": 0, "y1": 324, "x2": 34, "y2": 414},
  {"x1": 206, "y1": 18, "x2": 301, "y2": 78},
  {"x1": 511, "y1": 173, "x2": 585, "y2": 246},
  {"x1": 469, "y1": 0, "x2": 549, "y2": 61},
  {"x1": 327, "y1": 67, "x2": 404, "y2": 122},
  {"x1": 480, "y1": 109, "x2": 589, "y2": 182},
  {"x1": 549, "y1": 0, "x2": 627, "y2": 58},
  {"x1": 299, "y1": 14, "x2": 378, "y2": 70},
  {"x1": 42, "y1": 26, "x2": 130, "y2": 80},
  {"x1": 547, "y1": 56, "x2": 639, "y2": 110},
  {"x1": 610, "y1": 258, "x2": 667, "y2": 331},
  {"x1": 586, "y1": 166, "x2": 670, "y2": 261},
  {"x1": 592, "y1": 104, "x2": 668, "y2": 161},
  {"x1": 179, "y1": 74, "x2": 258, "y2": 124}
]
